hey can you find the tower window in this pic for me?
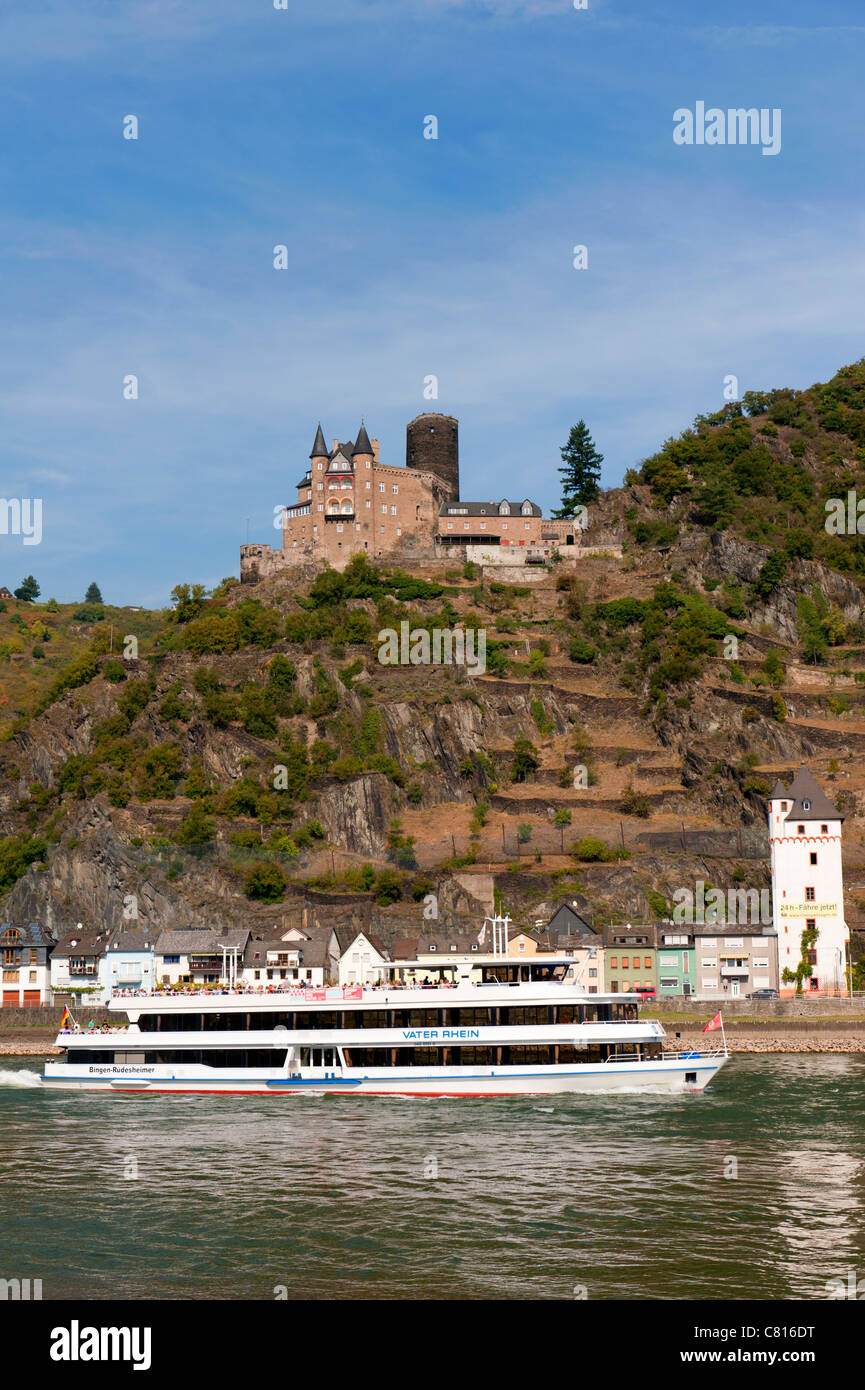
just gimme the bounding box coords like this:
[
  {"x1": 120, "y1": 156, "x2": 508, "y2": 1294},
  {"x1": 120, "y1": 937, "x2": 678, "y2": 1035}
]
[
  {"x1": 797, "y1": 825, "x2": 805, "y2": 834},
  {"x1": 805, "y1": 886, "x2": 815, "y2": 902},
  {"x1": 821, "y1": 824, "x2": 827, "y2": 834},
  {"x1": 810, "y1": 853, "x2": 817, "y2": 865}
]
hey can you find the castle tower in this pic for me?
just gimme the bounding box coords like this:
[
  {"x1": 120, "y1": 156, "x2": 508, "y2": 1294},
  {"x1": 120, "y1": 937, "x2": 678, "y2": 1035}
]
[
  {"x1": 351, "y1": 420, "x2": 374, "y2": 466},
  {"x1": 406, "y1": 413, "x2": 459, "y2": 501},
  {"x1": 309, "y1": 423, "x2": 329, "y2": 462},
  {"x1": 768, "y1": 766, "x2": 849, "y2": 996}
]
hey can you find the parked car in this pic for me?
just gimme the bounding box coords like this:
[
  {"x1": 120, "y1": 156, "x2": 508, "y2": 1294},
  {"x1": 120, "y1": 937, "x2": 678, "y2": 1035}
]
[{"x1": 746, "y1": 988, "x2": 778, "y2": 1000}]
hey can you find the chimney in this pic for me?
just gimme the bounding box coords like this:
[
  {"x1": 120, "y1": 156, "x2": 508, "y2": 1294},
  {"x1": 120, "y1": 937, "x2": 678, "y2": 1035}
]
[
  {"x1": 371, "y1": 438, "x2": 380, "y2": 461},
  {"x1": 332, "y1": 438, "x2": 339, "y2": 452}
]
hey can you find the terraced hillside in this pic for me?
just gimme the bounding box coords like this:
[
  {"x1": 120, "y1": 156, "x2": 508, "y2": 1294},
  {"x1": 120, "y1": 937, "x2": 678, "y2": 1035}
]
[{"x1": 3, "y1": 360, "x2": 865, "y2": 967}]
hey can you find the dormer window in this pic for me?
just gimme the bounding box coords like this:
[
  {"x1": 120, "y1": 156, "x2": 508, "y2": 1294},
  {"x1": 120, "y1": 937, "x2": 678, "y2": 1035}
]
[
  {"x1": 428, "y1": 944, "x2": 436, "y2": 952},
  {"x1": 450, "y1": 944, "x2": 457, "y2": 951},
  {"x1": 802, "y1": 800, "x2": 811, "y2": 812},
  {"x1": 499, "y1": 502, "x2": 510, "y2": 515},
  {"x1": 522, "y1": 502, "x2": 532, "y2": 515}
]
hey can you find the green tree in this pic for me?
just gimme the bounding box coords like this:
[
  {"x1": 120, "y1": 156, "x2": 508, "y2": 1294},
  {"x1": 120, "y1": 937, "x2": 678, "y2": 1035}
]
[
  {"x1": 243, "y1": 861, "x2": 287, "y2": 903},
  {"x1": 85, "y1": 582, "x2": 103, "y2": 603},
  {"x1": 14, "y1": 575, "x2": 40, "y2": 602},
  {"x1": 170, "y1": 582, "x2": 210, "y2": 623},
  {"x1": 552, "y1": 420, "x2": 603, "y2": 515}
]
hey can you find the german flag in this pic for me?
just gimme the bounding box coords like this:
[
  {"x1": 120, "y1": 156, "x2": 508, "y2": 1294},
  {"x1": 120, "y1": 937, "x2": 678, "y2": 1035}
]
[{"x1": 60, "y1": 1007, "x2": 72, "y2": 1030}]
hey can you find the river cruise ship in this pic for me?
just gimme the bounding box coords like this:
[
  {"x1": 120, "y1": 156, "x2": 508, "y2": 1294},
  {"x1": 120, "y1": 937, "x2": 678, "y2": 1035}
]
[{"x1": 43, "y1": 923, "x2": 727, "y2": 1096}]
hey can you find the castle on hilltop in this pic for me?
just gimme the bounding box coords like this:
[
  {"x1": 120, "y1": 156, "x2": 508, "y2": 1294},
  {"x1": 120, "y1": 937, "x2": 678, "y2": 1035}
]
[{"x1": 240, "y1": 412, "x2": 583, "y2": 580}]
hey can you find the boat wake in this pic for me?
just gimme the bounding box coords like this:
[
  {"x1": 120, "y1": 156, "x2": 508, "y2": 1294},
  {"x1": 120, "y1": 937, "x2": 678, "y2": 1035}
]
[{"x1": 0, "y1": 1068, "x2": 43, "y2": 1088}]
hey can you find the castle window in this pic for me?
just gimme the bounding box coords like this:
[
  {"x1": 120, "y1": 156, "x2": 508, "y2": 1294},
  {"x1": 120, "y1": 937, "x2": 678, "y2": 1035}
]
[
  {"x1": 318, "y1": 462, "x2": 324, "y2": 470},
  {"x1": 803, "y1": 800, "x2": 811, "y2": 811},
  {"x1": 379, "y1": 483, "x2": 385, "y2": 493},
  {"x1": 447, "y1": 522, "x2": 453, "y2": 530},
  {"x1": 499, "y1": 502, "x2": 510, "y2": 515},
  {"x1": 392, "y1": 485, "x2": 398, "y2": 494},
  {"x1": 336, "y1": 524, "x2": 343, "y2": 533},
  {"x1": 341, "y1": 500, "x2": 352, "y2": 514},
  {"x1": 391, "y1": 505, "x2": 397, "y2": 515},
  {"x1": 810, "y1": 852, "x2": 817, "y2": 864},
  {"x1": 524, "y1": 522, "x2": 530, "y2": 529},
  {"x1": 806, "y1": 918, "x2": 816, "y2": 931},
  {"x1": 480, "y1": 521, "x2": 486, "y2": 529},
  {"x1": 463, "y1": 522, "x2": 469, "y2": 530},
  {"x1": 317, "y1": 483, "x2": 323, "y2": 491},
  {"x1": 382, "y1": 505, "x2": 387, "y2": 514},
  {"x1": 798, "y1": 825, "x2": 804, "y2": 835},
  {"x1": 318, "y1": 503, "x2": 323, "y2": 511},
  {"x1": 805, "y1": 886, "x2": 815, "y2": 901},
  {"x1": 781, "y1": 802, "x2": 787, "y2": 810},
  {"x1": 821, "y1": 824, "x2": 827, "y2": 834},
  {"x1": 502, "y1": 522, "x2": 508, "y2": 530},
  {"x1": 366, "y1": 460, "x2": 370, "y2": 469},
  {"x1": 328, "y1": 501, "x2": 339, "y2": 514},
  {"x1": 366, "y1": 500, "x2": 370, "y2": 509},
  {"x1": 522, "y1": 503, "x2": 532, "y2": 515},
  {"x1": 356, "y1": 523, "x2": 361, "y2": 531},
  {"x1": 365, "y1": 481, "x2": 370, "y2": 489}
]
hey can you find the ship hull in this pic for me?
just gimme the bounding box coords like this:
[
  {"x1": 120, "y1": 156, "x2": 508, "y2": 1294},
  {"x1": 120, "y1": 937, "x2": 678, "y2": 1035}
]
[{"x1": 41, "y1": 1056, "x2": 727, "y2": 1096}]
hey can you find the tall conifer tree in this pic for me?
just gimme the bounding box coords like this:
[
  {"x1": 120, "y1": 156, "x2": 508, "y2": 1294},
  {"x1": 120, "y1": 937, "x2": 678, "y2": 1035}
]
[{"x1": 552, "y1": 420, "x2": 603, "y2": 516}]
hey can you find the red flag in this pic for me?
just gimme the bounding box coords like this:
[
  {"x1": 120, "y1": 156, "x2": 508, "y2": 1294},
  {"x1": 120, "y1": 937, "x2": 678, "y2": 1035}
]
[{"x1": 702, "y1": 1011, "x2": 722, "y2": 1032}]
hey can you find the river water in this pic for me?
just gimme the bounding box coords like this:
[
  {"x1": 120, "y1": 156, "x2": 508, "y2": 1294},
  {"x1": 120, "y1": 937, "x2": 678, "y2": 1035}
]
[{"x1": 1, "y1": 1053, "x2": 863, "y2": 1301}]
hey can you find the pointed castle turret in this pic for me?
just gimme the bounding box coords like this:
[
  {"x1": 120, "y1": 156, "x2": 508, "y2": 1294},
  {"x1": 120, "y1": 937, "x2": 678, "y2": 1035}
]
[
  {"x1": 351, "y1": 420, "x2": 374, "y2": 462},
  {"x1": 309, "y1": 423, "x2": 329, "y2": 460}
]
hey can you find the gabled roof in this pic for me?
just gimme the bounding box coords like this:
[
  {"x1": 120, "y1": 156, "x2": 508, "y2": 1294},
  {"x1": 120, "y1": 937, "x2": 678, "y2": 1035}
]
[
  {"x1": 326, "y1": 448, "x2": 354, "y2": 473},
  {"x1": 782, "y1": 765, "x2": 842, "y2": 823},
  {"x1": 545, "y1": 904, "x2": 598, "y2": 939},
  {"x1": 51, "y1": 932, "x2": 112, "y2": 960},
  {"x1": 105, "y1": 932, "x2": 156, "y2": 953},
  {"x1": 352, "y1": 421, "x2": 373, "y2": 456},
  {"x1": 154, "y1": 929, "x2": 250, "y2": 955},
  {"x1": 309, "y1": 423, "x2": 329, "y2": 459},
  {"x1": 295, "y1": 470, "x2": 312, "y2": 488},
  {"x1": 0, "y1": 920, "x2": 56, "y2": 948}
]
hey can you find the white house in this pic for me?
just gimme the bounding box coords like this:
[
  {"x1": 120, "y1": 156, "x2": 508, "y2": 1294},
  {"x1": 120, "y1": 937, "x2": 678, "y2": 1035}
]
[
  {"x1": 242, "y1": 935, "x2": 328, "y2": 989},
  {"x1": 154, "y1": 929, "x2": 250, "y2": 987},
  {"x1": 768, "y1": 766, "x2": 849, "y2": 996},
  {"x1": 337, "y1": 931, "x2": 390, "y2": 986}
]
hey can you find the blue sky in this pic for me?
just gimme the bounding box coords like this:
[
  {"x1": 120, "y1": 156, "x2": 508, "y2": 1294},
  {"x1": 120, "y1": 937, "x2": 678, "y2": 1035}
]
[{"x1": 1, "y1": 0, "x2": 864, "y2": 606}]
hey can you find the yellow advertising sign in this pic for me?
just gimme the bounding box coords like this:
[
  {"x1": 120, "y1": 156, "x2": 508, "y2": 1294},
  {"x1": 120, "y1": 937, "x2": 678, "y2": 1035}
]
[{"x1": 779, "y1": 902, "x2": 838, "y2": 918}]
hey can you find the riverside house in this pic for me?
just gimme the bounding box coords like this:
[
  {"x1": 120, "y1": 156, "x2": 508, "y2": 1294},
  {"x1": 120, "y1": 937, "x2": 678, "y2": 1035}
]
[
  {"x1": 154, "y1": 930, "x2": 250, "y2": 987},
  {"x1": 694, "y1": 925, "x2": 779, "y2": 1000},
  {"x1": 1, "y1": 921, "x2": 55, "y2": 1006},
  {"x1": 242, "y1": 934, "x2": 329, "y2": 988},
  {"x1": 336, "y1": 930, "x2": 390, "y2": 986}
]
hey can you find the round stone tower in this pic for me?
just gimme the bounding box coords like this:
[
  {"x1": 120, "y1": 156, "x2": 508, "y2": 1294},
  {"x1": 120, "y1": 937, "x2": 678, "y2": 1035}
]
[{"x1": 406, "y1": 413, "x2": 459, "y2": 501}]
